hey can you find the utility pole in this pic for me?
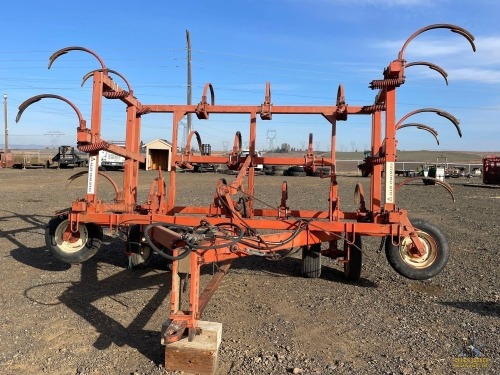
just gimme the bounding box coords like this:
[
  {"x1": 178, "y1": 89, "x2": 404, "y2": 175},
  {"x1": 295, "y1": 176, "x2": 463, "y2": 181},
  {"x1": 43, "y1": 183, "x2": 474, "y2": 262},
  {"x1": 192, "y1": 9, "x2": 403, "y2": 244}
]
[
  {"x1": 179, "y1": 122, "x2": 187, "y2": 151},
  {"x1": 186, "y1": 30, "x2": 192, "y2": 134},
  {"x1": 4, "y1": 94, "x2": 8, "y2": 154}
]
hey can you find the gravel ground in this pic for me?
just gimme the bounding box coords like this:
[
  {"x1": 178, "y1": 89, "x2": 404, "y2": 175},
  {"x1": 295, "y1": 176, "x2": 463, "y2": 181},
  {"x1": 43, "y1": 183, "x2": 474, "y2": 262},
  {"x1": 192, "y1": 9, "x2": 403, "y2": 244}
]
[{"x1": 0, "y1": 168, "x2": 498, "y2": 374}]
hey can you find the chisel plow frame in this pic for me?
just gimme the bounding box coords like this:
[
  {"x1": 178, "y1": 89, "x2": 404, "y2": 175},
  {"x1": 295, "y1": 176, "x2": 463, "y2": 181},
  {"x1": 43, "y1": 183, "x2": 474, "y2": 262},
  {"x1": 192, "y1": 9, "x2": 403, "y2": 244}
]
[{"x1": 17, "y1": 24, "x2": 475, "y2": 344}]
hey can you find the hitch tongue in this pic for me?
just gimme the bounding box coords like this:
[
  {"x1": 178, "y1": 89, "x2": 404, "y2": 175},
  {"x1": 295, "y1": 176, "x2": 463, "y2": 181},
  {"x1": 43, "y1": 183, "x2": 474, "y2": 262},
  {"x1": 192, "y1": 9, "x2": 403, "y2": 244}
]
[{"x1": 162, "y1": 319, "x2": 188, "y2": 344}]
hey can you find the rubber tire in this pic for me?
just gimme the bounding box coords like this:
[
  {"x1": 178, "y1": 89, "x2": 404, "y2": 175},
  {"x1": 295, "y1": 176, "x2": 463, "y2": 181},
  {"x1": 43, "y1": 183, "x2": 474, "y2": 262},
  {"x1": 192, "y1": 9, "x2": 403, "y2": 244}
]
[
  {"x1": 344, "y1": 235, "x2": 362, "y2": 281},
  {"x1": 385, "y1": 219, "x2": 450, "y2": 280},
  {"x1": 127, "y1": 224, "x2": 154, "y2": 269},
  {"x1": 45, "y1": 215, "x2": 102, "y2": 264},
  {"x1": 272, "y1": 165, "x2": 286, "y2": 171},
  {"x1": 290, "y1": 171, "x2": 307, "y2": 177},
  {"x1": 301, "y1": 243, "x2": 321, "y2": 278},
  {"x1": 288, "y1": 166, "x2": 305, "y2": 173},
  {"x1": 423, "y1": 178, "x2": 435, "y2": 185},
  {"x1": 313, "y1": 167, "x2": 330, "y2": 177}
]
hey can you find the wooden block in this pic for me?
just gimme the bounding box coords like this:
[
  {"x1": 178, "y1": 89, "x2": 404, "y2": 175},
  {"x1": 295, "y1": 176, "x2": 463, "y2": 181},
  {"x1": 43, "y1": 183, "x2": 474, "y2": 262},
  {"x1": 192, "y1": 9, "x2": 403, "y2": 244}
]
[{"x1": 165, "y1": 321, "x2": 222, "y2": 375}]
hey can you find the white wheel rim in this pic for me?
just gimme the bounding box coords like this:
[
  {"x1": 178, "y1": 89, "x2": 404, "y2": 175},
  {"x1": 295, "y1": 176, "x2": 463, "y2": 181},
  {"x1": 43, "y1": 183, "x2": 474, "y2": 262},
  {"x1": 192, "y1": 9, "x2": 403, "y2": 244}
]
[
  {"x1": 399, "y1": 230, "x2": 438, "y2": 269},
  {"x1": 54, "y1": 219, "x2": 89, "y2": 254}
]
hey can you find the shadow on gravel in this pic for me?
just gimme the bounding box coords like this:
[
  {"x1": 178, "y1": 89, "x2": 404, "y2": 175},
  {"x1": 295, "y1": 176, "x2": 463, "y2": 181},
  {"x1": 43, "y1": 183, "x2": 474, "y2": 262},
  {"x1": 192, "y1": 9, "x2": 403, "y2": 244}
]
[
  {"x1": 11, "y1": 246, "x2": 71, "y2": 271},
  {"x1": 0, "y1": 209, "x2": 50, "y2": 228},
  {"x1": 20, "y1": 256, "x2": 171, "y2": 363},
  {"x1": 13, "y1": 227, "x2": 227, "y2": 364},
  {"x1": 0, "y1": 210, "x2": 68, "y2": 271},
  {"x1": 59, "y1": 258, "x2": 170, "y2": 363},
  {"x1": 14, "y1": 232, "x2": 177, "y2": 363},
  {"x1": 440, "y1": 301, "x2": 500, "y2": 318},
  {"x1": 321, "y1": 266, "x2": 378, "y2": 288},
  {"x1": 228, "y1": 254, "x2": 378, "y2": 288}
]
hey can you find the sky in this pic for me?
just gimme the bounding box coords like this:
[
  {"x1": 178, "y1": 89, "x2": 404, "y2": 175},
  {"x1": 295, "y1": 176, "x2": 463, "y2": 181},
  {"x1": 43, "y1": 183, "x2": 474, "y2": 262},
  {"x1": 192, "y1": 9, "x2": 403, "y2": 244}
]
[{"x1": 1, "y1": 0, "x2": 499, "y2": 152}]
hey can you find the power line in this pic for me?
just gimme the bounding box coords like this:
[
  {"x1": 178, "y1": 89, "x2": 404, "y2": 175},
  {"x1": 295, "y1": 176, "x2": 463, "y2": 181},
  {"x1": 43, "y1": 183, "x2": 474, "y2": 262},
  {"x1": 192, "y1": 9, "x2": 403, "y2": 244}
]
[
  {"x1": 44, "y1": 131, "x2": 65, "y2": 148},
  {"x1": 267, "y1": 130, "x2": 276, "y2": 151}
]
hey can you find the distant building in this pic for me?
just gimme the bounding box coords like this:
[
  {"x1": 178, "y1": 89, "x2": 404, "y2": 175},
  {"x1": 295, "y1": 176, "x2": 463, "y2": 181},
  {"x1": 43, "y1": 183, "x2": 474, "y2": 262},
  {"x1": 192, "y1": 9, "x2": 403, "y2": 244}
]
[{"x1": 143, "y1": 139, "x2": 172, "y2": 171}]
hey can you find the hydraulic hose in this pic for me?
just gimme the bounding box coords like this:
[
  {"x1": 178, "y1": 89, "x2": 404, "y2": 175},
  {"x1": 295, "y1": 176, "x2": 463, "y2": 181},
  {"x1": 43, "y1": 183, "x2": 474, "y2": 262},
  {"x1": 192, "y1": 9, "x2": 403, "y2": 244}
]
[{"x1": 143, "y1": 222, "x2": 192, "y2": 261}]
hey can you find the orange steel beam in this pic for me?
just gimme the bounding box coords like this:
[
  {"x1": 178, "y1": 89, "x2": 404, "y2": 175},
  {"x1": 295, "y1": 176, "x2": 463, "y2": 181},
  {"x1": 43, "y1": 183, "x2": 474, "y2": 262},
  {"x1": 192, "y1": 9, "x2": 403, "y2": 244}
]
[
  {"x1": 122, "y1": 105, "x2": 141, "y2": 208},
  {"x1": 247, "y1": 113, "x2": 257, "y2": 216},
  {"x1": 370, "y1": 110, "x2": 383, "y2": 212},
  {"x1": 85, "y1": 71, "x2": 105, "y2": 206},
  {"x1": 143, "y1": 104, "x2": 370, "y2": 116},
  {"x1": 384, "y1": 85, "x2": 397, "y2": 210},
  {"x1": 199, "y1": 260, "x2": 233, "y2": 314}
]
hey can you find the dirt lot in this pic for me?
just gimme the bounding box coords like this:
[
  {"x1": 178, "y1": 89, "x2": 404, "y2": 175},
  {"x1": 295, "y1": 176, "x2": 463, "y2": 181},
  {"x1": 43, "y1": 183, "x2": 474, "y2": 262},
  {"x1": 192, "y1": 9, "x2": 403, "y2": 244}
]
[{"x1": 0, "y1": 168, "x2": 498, "y2": 374}]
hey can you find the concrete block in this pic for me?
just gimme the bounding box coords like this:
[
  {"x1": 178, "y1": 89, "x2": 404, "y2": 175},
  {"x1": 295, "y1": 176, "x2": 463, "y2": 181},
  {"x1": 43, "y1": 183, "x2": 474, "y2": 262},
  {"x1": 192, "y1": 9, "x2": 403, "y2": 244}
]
[{"x1": 165, "y1": 321, "x2": 222, "y2": 375}]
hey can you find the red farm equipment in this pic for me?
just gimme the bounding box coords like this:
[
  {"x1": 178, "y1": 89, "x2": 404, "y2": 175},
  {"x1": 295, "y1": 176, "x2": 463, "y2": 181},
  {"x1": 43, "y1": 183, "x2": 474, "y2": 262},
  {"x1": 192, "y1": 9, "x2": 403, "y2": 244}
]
[
  {"x1": 483, "y1": 156, "x2": 500, "y2": 184},
  {"x1": 16, "y1": 24, "x2": 475, "y2": 373}
]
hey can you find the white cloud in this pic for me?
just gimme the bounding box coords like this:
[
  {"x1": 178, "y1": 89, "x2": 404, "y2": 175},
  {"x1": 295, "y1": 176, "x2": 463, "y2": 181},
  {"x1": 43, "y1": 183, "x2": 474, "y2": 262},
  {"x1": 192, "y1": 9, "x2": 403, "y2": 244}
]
[
  {"x1": 377, "y1": 37, "x2": 474, "y2": 59},
  {"x1": 474, "y1": 36, "x2": 500, "y2": 64},
  {"x1": 403, "y1": 39, "x2": 473, "y2": 58},
  {"x1": 377, "y1": 34, "x2": 500, "y2": 62},
  {"x1": 374, "y1": 34, "x2": 500, "y2": 84},
  {"x1": 446, "y1": 68, "x2": 500, "y2": 84}
]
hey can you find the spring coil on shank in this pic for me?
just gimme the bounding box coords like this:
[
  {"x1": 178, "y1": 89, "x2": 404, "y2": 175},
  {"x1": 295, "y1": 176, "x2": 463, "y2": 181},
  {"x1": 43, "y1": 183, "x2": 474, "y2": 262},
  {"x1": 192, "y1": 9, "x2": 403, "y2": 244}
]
[
  {"x1": 361, "y1": 104, "x2": 386, "y2": 113},
  {"x1": 367, "y1": 156, "x2": 386, "y2": 165},
  {"x1": 369, "y1": 78, "x2": 405, "y2": 89},
  {"x1": 103, "y1": 91, "x2": 129, "y2": 99},
  {"x1": 136, "y1": 106, "x2": 151, "y2": 116},
  {"x1": 78, "y1": 141, "x2": 110, "y2": 153}
]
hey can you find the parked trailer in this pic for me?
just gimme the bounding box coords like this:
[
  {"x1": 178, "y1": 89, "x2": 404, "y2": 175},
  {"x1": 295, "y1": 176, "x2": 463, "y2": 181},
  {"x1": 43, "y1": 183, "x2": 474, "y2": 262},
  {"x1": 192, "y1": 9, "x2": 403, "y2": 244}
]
[
  {"x1": 483, "y1": 156, "x2": 500, "y2": 184},
  {"x1": 16, "y1": 24, "x2": 475, "y2": 374},
  {"x1": 52, "y1": 145, "x2": 87, "y2": 168},
  {"x1": 192, "y1": 143, "x2": 216, "y2": 172}
]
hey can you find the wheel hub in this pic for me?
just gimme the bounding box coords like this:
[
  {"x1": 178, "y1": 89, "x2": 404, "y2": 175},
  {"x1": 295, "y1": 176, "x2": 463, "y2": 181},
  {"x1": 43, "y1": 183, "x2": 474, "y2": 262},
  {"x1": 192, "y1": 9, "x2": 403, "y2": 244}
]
[
  {"x1": 55, "y1": 220, "x2": 89, "y2": 254},
  {"x1": 62, "y1": 229, "x2": 81, "y2": 243},
  {"x1": 399, "y1": 231, "x2": 437, "y2": 269}
]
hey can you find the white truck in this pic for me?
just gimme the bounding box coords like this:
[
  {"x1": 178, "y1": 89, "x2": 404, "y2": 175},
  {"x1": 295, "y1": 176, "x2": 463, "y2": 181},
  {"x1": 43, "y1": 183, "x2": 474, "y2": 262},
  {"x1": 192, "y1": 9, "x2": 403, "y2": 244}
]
[
  {"x1": 241, "y1": 149, "x2": 263, "y2": 171},
  {"x1": 98, "y1": 142, "x2": 125, "y2": 171}
]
